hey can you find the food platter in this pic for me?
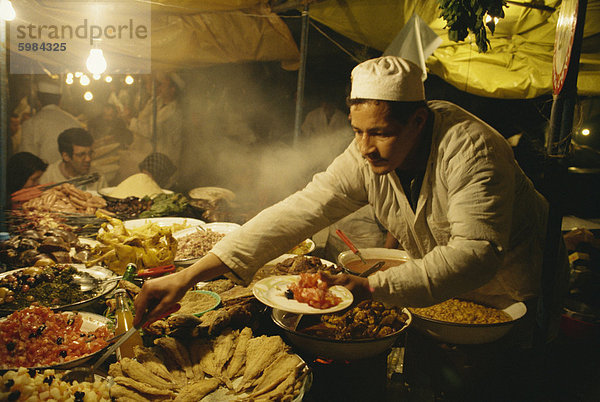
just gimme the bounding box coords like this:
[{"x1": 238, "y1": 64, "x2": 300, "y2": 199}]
[
  {"x1": 98, "y1": 187, "x2": 173, "y2": 201},
  {"x1": 123, "y1": 217, "x2": 206, "y2": 231},
  {"x1": 253, "y1": 275, "x2": 353, "y2": 314},
  {"x1": 173, "y1": 222, "x2": 240, "y2": 266},
  {"x1": 409, "y1": 301, "x2": 527, "y2": 344},
  {"x1": 0, "y1": 311, "x2": 113, "y2": 370},
  {"x1": 0, "y1": 264, "x2": 119, "y2": 315}
]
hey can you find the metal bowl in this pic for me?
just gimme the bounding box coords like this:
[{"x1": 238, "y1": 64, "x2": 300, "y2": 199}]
[
  {"x1": 409, "y1": 301, "x2": 527, "y2": 344},
  {"x1": 271, "y1": 307, "x2": 412, "y2": 361}
]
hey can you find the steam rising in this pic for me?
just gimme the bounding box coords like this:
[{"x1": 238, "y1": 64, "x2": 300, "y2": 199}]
[{"x1": 177, "y1": 64, "x2": 353, "y2": 215}]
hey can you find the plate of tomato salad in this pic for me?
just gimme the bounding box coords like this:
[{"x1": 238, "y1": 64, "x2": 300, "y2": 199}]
[
  {"x1": 0, "y1": 306, "x2": 113, "y2": 370},
  {"x1": 252, "y1": 272, "x2": 353, "y2": 314}
]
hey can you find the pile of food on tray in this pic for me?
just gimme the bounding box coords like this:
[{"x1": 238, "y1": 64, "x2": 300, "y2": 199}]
[
  {"x1": 0, "y1": 265, "x2": 88, "y2": 310},
  {"x1": 107, "y1": 327, "x2": 308, "y2": 401},
  {"x1": 0, "y1": 306, "x2": 113, "y2": 369},
  {"x1": 87, "y1": 213, "x2": 177, "y2": 274},
  {"x1": 285, "y1": 272, "x2": 342, "y2": 309},
  {"x1": 0, "y1": 367, "x2": 111, "y2": 402},
  {"x1": 300, "y1": 300, "x2": 410, "y2": 340},
  {"x1": 175, "y1": 229, "x2": 226, "y2": 261},
  {"x1": 21, "y1": 183, "x2": 109, "y2": 215},
  {"x1": 409, "y1": 298, "x2": 512, "y2": 324},
  {"x1": 0, "y1": 227, "x2": 94, "y2": 268}
]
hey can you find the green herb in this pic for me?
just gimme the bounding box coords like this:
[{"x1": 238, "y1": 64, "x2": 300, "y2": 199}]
[{"x1": 438, "y1": 0, "x2": 506, "y2": 52}]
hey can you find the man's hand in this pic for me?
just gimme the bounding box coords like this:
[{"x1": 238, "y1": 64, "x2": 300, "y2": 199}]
[
  {"x1": 133, "y1": 270, "x2": 191, "y2": 327},
  {"x1": 320, "y1": 272, "x2": 372, "y2": 301}
]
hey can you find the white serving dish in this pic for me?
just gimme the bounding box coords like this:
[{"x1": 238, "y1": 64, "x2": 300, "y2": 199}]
[
  {"x1": 410, "y1": 301, "x2": 527, "y2": 344},
  {"x1": 337, "y1": 248, "x2": 409, "y2": 275}
]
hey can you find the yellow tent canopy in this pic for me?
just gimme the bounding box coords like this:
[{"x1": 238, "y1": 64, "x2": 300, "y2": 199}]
[{"x1": 305, "y1": 0, "x2": 600, "y2": 98}]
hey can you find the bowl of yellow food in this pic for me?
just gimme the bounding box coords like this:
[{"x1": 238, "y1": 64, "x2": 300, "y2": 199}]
[
  {"x1": 409, "y1": 299, "x2": 527, "y2": 344},
  {"x1": 288, "y1": 239, "x2": 315, "y2": 256}
]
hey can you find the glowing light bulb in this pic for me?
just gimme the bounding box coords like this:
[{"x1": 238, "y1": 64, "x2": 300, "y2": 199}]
[
  {"x1": 0, "y1": 0, "x2": 16, "y2": 21},
  {"x1": 80, "y1": 74, "x2": 90, "y2": 86},
  {"x1": 83, "y1": 91, "x2": 94, "y2": 101},
  {"x1": 485, "y1": 14, "x2": 499, "y2": 25},
  {"x1": 86, "y1": 48, "x2": 107, "y2": 75},
  {"x1": 65, "y1": 76, "x2": 74, "y2": 85},
  {"x1": 104, "y1": 75, "x2": 113, "y2": 83},
  {"x1": 124, "y1": 75, "x2": 134, "y2": 85},
  {"x1": 581, "y1": 128, "x2": 590, "y2": 136},
  {"x1": 93, "y1": 73, "x2": 101, "y2": 80}
]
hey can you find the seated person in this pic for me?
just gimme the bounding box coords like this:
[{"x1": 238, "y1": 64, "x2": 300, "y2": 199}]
[
  {"x1": 138, "y1": 152, "x2": 177, "y2": 189},
  {"x1": 40, "y1": 128, "x2": 108, "y2": 192},
  {"x1": 6, "y1": 152, "x2": 48, "y2": 204}
]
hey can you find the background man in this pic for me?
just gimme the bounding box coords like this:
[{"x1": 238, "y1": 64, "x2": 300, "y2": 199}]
[
  {"x1": 19, "y1": 79, "x2": 83, "y2": 164},
  {"x1": 40, "y1": 128, "x2": 108, "y2": 192}
]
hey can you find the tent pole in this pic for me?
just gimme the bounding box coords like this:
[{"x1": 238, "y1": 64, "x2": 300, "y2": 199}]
[
  {"x1": 1, "y1": 20, "x2": 8, "y2": 231},
  {"x1": 293, "y1": 2, "x2": 310, "y2": 146},
  {"x1": 152, "y1": 75, "x2": 157, "y2": 153}
]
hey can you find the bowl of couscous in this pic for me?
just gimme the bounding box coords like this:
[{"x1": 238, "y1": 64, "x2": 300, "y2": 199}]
[{"x1": 409, "y1": 299, "x2": 527, "y2": 344}]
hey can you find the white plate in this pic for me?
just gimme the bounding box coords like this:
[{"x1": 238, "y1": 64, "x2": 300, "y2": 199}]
[
  {"x1": 123, "y1": 217, "x2": 206, "y2": 231},
  {"x1": 173, "y1": 222, "x2": 241, "y2": 266},
  {"x1": 98, "y1": 187, "x2": 173, "y2": 200},
  {"x1": 253, "y1": 275, "x2": 353, "y2": 314},
  {"x1": 0, "y1": 311, "x2": 113, "y2": 370},
  {"x1": 0, "y1": 264, "x2": 119, "y2": 314},
  {"x1": 188, "y1": 186, "x2": 235, "y2": 201}
]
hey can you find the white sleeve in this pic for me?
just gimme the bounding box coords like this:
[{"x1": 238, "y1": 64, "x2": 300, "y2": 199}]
[{"x1": 211, "y1": 143, "x2": 369, "y2": 284}]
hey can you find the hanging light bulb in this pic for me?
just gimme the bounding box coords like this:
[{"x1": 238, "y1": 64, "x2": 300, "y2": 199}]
[
  {"x1": 83, "y1": 91, "x2": 94, "y2": 101},
  {"x1": 0, "y1": 0, "x2": 16, "y2": 21},
  {"x1": 80, "y1": 74, "x2": 90, "y2": 86},
  {"x1": 104, "y1": 76, "x2": 113, "y2": 83},
  {"x1": 86, "y1": 48, "x2": 107, "y2": 75},
  {"x1": 124, "y1": 75, "x2": 134, "y2": 85},
  {"x1": 65, "y1": 75, "x2": 74, "y2": 85}
]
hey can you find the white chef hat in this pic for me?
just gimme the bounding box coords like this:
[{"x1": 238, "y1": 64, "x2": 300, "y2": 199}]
[
  {"x1": 350, "y1": 56, "x2": 425, "y2": 102},
  {"x1": 37, "y1": 79, "x2": 61, "y2": 95}
]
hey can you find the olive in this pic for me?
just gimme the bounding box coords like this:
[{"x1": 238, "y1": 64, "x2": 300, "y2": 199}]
[
  {"x1": 42, "y1": 273, "x2": 54, "y2": 282},
  {"x1": 21, "y1": 284, "x2": 30, "y2": 292},
  {"x1": 26, "y1": 295, "x2": 34, "y2": 301},
  {"x1": 26, "y1": 277, "x2": 35, "y2": 284}
]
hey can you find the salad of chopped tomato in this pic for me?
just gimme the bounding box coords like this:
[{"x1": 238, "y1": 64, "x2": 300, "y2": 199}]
[
  {"x1": 287, "y1": 272, "x2": 342, "y2": 309},
  {"x1": 0, "y1": 306, "x2": 113, "y2": 369}
]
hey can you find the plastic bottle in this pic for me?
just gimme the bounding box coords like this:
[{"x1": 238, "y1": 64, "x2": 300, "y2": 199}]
[{"x1": 114, "y1": 289, "x2": 144, "y2": 359}]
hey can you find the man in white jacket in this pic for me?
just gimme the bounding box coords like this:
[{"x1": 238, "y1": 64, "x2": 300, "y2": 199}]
[
  {"x1": 19, "y1": 79, "x2": 83, "y2": 164},
  {"x1": 134, "y1": 57, "x2": 554, "y2": 340}
]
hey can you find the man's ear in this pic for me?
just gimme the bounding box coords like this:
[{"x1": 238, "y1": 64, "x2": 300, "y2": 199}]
[
  {"x1": 411, "y1": 107, "x2": 428, "y2": 131},
  {"x1": 61, "y1": 151, "x2": 71, "y2": 162}
]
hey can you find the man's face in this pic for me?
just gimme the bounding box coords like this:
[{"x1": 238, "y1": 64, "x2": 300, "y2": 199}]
[
  {"x1": 350, "y1": 101, "x2": 424, "y2": 175},
  {"x1": 64, "y1": 145, "x2": 93, "y2": 176}
]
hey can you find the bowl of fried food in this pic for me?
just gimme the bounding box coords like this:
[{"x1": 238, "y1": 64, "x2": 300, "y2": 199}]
[
  {"x1": 409, "y1": 299, "x2": 527, "y2": 344},
  {"x1": 272, "y1": 300, "x2": 411, "y2": 360}
]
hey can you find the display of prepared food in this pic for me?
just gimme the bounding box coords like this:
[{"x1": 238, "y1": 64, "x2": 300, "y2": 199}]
[
  {"x1": 21, "y1": 183, "x2": 108, "y2": 215},
  {"x1": 175, "y1": 228, "x2": 226, "y2": 261},
  {"x1": 0, "y1": 367, "x2": 111, "y2": 402},
  {"x1": 410, "y1": 298, "x2": 512, "y2": 324},
  {"x1": 0, "y1": 306, "x2": 113, "y2": 369},
  {"x1": 106, "y1": 173, "x2": 163, "y2": 199},
  {"x1": 107, "y1": 328, "x2": 309, "y2": 401},
  {"x1": 88, "y1": 212, "x2": 177, "y2": 274},
  {"x1": 0, "y1": 264, "x2": 105, "y2": 311}
]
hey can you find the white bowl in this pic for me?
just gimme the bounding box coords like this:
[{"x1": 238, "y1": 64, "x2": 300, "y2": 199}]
[
  {"x1": 410, "y1": 301, "x2": 527, "y2": 344},
  {"x1": 337, "y1": 248, "x2": 410, "y2": 275}
]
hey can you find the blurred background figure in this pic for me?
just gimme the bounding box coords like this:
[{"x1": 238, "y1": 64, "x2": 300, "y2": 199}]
[
  {"x1": 116, "y1": 72, "x2": 184, "y2": 183},
  {"x1": 138, "y1": 152, "x2": 177, "y2": 189},
  {"x1": 19, "y1": 78, "x2": 83, "y2": 164},
  {"x1": 301, "y1": 100, "x2": 351, "y2": 139},
  {"x1": 40, "y1": 128, "x2": 107, "y2": 191},
  {"x1": 7, "y1": 152, "x2": 48, "y2": 196}
]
